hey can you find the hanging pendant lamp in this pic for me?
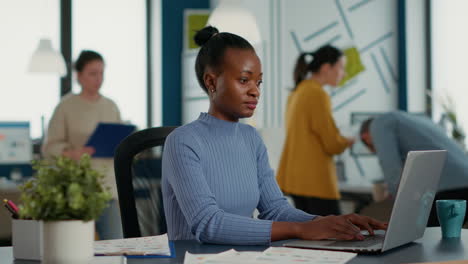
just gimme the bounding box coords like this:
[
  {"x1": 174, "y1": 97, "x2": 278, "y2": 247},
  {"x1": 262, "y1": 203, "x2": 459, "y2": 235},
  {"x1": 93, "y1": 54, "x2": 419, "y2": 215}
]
[
  {"x1": 28, "y1": 38, "x2": 67, "y2": 77},
  {"x1": 207, "y1": 0, "x2": 262, "y2": 45}
]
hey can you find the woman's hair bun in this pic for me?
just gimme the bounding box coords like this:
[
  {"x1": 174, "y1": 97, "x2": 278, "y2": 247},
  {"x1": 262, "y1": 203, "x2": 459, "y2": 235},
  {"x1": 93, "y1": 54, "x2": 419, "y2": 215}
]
[{"x1": 194, "y1": 26, "x2": 220, "y2": 47}]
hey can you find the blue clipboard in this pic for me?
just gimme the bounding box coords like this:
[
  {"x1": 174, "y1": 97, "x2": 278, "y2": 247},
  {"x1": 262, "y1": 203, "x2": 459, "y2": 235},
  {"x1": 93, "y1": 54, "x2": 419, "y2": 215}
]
[
  {"x1": 85, "y1": 122, "x2": 136, "y2": 158},
  {"x1": 125, "y1": 242, "x2": 176, "y2": 259}
]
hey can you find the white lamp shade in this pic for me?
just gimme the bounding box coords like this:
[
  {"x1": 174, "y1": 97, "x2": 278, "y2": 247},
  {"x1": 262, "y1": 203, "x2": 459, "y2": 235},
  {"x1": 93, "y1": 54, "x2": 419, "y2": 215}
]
[
  {"x1": 207, "y1": 0, "x2": 261, "y2": 45},
  {"x1": 28, "y1": 38, "x2": 67, "y2": 77}
]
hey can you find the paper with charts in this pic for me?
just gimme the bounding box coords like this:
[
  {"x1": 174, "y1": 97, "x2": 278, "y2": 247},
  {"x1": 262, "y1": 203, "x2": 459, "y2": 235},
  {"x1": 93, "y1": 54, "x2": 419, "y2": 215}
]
[
  {"x1": 94, "y1": 234, "x2": 170, "y2": 256},
  {"x1": 184, "y1": 247, "x2": 356, "y2": 264},
  {"x1": 184, "y1": 249, "x2": 260, "y2": 264}
]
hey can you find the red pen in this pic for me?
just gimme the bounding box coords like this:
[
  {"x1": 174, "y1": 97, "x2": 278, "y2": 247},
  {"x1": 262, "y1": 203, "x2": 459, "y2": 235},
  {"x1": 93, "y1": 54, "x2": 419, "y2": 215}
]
[
  {"x1": 4, "y1": 199, "x2": 19, "y2": 213},
  {"x1": 3, "y1": 200, "x2": 19, "y2": 219}
]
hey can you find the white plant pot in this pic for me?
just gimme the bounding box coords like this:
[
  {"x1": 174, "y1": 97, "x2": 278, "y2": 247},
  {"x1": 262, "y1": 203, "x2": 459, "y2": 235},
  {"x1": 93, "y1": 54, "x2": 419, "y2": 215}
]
[{"x1": 42, "y1": 220, "x2": 94, "y2": 263}]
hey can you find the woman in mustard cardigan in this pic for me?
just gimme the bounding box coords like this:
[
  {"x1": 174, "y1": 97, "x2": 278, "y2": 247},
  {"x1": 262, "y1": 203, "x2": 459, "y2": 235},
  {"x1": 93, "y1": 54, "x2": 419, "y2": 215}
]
[{"x1": 277, "y1": 45, "x2": 354, "y2": 216}]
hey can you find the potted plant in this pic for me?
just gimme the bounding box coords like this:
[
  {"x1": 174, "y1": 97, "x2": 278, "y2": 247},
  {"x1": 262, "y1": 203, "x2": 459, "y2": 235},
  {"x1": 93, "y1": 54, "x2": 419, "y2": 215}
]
[
  {"x1": 427, "y1": 90, "x2": 466, "y2": 151},
  {"x1": 440, "y1": 96, "x2": 466, "y2": 150},
  {"x1": 18, "y1": 154, "x2": 112, "y2": 263}
]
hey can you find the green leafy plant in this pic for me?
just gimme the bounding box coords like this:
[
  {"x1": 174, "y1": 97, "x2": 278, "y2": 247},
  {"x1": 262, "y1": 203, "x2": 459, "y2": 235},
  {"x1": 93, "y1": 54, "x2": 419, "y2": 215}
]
[
  {"x1": 440, "y1": 95, "x2": 465, "y2": 143},
  {"x1": 19, "y1": 154, "x2": 112, "y2": 221},
  {"x1": 427, "y1": 90, "x2": 466, "y2": 150}
]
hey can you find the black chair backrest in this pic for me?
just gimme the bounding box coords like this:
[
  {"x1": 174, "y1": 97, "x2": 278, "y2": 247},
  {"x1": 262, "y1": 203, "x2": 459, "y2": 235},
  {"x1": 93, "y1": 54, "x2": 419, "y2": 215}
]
[{"x1": 114, "y1": 126, "x2": 177, "y2": 238}]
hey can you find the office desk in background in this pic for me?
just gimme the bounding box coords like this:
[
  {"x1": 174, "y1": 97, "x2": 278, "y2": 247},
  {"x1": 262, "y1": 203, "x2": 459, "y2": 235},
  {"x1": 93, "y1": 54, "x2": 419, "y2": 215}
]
[
  {"x1": 339, "y1": 180, "x2": 374, "y2": 213},
  {"x1": 1, "y1": 228, "x2": 468, "y2": 264}
]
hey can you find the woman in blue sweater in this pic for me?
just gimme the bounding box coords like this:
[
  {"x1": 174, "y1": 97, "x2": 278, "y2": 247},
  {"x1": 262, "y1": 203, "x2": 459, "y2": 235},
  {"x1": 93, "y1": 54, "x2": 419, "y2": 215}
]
[{"x1": 161, "y1": 26, "x2": 386, "y2": 245}]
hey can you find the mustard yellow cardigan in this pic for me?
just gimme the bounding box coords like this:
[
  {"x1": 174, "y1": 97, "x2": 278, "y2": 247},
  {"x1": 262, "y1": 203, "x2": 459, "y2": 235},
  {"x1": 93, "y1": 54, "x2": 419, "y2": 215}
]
[{"x1": 276, "y1": 79, "x2": 349, "y2": 199}]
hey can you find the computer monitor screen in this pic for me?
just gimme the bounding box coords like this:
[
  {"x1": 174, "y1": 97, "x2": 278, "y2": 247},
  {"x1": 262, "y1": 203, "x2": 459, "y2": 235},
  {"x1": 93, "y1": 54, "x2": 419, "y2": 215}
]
[{"x1": 0, "y1": 122, "x2": 32, "y2": 164}]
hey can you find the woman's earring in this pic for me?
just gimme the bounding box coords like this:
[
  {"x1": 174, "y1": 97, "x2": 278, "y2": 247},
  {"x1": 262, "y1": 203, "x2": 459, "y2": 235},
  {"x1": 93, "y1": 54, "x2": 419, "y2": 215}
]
[{"x1": 211, "y1": 89, "x2": 215, "y2": 93}]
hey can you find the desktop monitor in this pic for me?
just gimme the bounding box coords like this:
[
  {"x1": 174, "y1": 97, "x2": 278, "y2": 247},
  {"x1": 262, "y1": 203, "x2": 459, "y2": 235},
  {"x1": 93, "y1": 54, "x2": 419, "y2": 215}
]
[
  {"x1": 0, "y1": 122, "x2": 32, "y2": 164},
  {"x1": 0, "y1": 121, "x2": 33, "y2": 179}
]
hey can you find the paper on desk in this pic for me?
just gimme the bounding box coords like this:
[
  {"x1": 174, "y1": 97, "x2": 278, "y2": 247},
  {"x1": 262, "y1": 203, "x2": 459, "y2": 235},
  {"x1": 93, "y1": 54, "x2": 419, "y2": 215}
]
[
  {"x1": 184, "y1": 249, "x2": 260, "y2": 264},
  {"x1": 92, "y1": 256, "x2": 126, "y2": 264},
  {"x1": 407, "y1": 261, "x2": 468, "y2": 264},
  {"x1": 94, "y1": 233, "x2": 170, "y2": 256},
  {"x1": 256, "y1": 247, "x2": 356, "y2": 264},
  {"x1": 184, "y1": 249, "x2": 234, "y2": 264},
  {"x1": 184, "y1": 252, "x2": 217, "y2": 264},
  {"x1": 207, "y1": 249, "x2": 261, "y2": 263},
  {"x1": 184, "y1": 247, "x2": 356, "y2": 264}
]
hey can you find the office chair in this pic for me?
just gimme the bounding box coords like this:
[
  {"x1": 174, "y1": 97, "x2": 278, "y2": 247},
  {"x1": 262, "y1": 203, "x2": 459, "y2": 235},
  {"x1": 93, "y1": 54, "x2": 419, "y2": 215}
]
[{"x1": 114, "y1": 126, "x2": 177, "y2": 238}]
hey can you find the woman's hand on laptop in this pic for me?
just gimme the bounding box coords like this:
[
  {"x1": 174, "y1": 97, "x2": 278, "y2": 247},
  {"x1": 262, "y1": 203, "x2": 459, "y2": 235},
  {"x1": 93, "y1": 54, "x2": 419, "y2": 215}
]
[
  {"x1": 341, "y1": 214, "x2": 388, "y2": 235},
  {"x1": 297, "y1": 214, "x2": 388, "y2": 241}
]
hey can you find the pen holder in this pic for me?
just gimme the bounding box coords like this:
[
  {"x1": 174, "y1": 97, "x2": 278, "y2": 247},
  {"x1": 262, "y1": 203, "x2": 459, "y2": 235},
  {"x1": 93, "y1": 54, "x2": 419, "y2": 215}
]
[{"x1": 12, "y1": 219, "x2": 43, "y2": 260}]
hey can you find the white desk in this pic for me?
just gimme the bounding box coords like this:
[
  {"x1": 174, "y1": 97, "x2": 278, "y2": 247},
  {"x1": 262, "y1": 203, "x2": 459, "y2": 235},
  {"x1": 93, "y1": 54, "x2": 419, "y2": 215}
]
[{"x1": 339, "y1": 180, "x2": 373, "y2": 194}]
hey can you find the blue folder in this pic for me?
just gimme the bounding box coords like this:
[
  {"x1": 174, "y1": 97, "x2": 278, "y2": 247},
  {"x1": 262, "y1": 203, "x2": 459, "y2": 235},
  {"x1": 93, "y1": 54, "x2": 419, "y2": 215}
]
[{"x1": 85, "y1": 123, "x2": 136, "y2": 158}]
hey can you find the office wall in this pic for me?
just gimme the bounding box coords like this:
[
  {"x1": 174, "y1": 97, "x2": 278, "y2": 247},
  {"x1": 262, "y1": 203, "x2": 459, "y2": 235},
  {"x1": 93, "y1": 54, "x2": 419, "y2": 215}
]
[
  {"x1": 405, "y1": 0, "x2": 427, "y2": 113},
  {"x1": 431, "y1": 0, "x2": 468, "y2": 143},
  {"x1": 239, "y1": 0, "x2": 401, "y2": 182},
  {"x1": 162, "y1": 0, "x2": 209, "y2": 126},
  {"x1": 152, "y1": 0, "x2": 162, "y2": 126}
]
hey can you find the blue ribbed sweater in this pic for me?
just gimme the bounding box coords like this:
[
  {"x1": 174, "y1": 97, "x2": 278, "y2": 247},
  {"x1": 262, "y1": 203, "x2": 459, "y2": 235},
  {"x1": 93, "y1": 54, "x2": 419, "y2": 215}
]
[{"x1": 162, "y1": 113, "x2": 316, "y2": 245}]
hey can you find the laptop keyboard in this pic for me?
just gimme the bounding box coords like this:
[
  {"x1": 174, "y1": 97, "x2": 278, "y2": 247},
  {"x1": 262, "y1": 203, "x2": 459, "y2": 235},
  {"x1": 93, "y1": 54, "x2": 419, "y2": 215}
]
[{"x1": 328, "y1": 234, "x2": 385, "y2": 248}]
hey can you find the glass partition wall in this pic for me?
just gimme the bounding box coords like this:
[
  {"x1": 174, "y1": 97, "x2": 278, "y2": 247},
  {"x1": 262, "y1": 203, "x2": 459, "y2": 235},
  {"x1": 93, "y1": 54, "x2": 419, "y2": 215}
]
[
  {"x1": 431, "y1": 0, "x2": 468, "y2": 148},
  {"x1": 73, "y1": 0, "x2": 148, "y2": 130},
  {"x1": 0, "y1": 0, "x2": 61, "y2": 139}
]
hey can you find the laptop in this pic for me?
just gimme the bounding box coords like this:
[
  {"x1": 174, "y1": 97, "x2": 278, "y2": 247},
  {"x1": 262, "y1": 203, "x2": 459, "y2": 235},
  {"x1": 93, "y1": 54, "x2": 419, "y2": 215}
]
[{"x1": 284, "y1": 150, "x2": 447, "y2": 253}]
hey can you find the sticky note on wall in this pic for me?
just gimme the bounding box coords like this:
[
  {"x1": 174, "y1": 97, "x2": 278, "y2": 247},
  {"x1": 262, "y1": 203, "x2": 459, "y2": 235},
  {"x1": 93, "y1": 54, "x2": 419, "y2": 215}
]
[
  {"x1": 187, "y1": 13, "x2": 210, "y2": 50},
  {"x1": 339, "y1": 47, "x2": 365, "y2": 86}
]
